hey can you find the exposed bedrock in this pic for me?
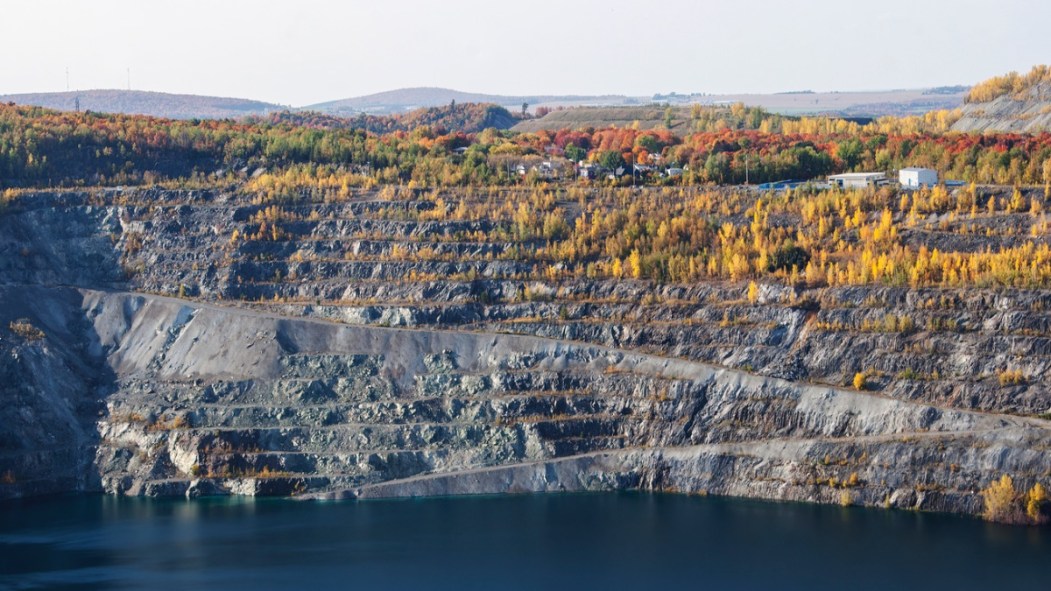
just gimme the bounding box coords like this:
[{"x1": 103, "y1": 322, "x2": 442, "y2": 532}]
[
  {"x1": 1, "y1": 286, "x2": 1047, "y2": 519},
  {"x1": 1, "y1": 189, "x2": 1050, "y2": 519}
]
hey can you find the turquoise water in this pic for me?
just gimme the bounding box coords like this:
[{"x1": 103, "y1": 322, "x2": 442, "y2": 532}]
[{"x1": 0, "y1": 493, "x2": 1047, "y2": 590}]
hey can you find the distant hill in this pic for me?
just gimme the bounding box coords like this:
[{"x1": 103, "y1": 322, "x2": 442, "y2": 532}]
[
  {"x1": 0, "y1": 84, "x2": 973, "y2": 125},
  {"x1": 306, "y1": 87, "x2": 632, "y2": 115},
  {"x1": 0, "y1": 90, "x2": 283, "y2": 119},
  {"x1": 952, "y1": 65, "x2": 1051, "y2": 133},
  {"x1": 264, "y1": 103, "x2": 518, "y2": 133},
  {"x1": 658, "y1": 89, "x2": 965, "y2": 117}
]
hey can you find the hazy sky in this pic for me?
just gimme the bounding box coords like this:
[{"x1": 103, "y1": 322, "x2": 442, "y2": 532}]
[{"x1": 2, "y1": 0, "x2": 1048, "y2": 106}]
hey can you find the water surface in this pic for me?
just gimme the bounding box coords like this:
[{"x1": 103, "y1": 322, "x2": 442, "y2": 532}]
[{"x1": 1, "y1": 493, "x2": 1047, "y2": 590}]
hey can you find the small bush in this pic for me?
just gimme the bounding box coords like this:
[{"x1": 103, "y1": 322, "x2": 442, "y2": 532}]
[
  {"x1": 146, "y1": 414, "x2": 191, "y2": 432},
  {"x1": 839, "y1": 491, "x2": 853, "y2": 507},
  {"x1": 896, "y1": 368, "x2": 923, "y2": 380},
  {"x1": 852, "y1": 372, "x2": 868, "y2": 390},
  {"x1": 997, "y1": 369, "x2": 1026, "y2": 386},
  {"x1": 123, "y1": 232, "x2": 143, "y2": 255},
  {"x1": 8, "y1": 319, "x2": 45, "y2": 341},
  {"x1": 861, "y1": 314, "x2": 915, "y2": 334}
]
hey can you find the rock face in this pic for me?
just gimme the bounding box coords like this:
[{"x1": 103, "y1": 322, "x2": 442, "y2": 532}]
[
  {"x1": 0, "y1": 287, "x2": 109, "y2": 497},
  {"x1": 1, "y1": 188, "x2": 1050, "y2": 519},
  {"x1": 0, "y1": 286, "x2": 1047, "y2": 517},
  {"x1": 951, "y1": 83, "x2": 1051, "y2": 133}
]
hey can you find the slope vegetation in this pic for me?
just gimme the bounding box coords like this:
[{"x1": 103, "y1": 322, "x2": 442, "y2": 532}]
[
  {"x1": 952, "y1": 65, "x2": 1051, "y2": 133},
  {"x1": 268, "y1": 103, "x2": 518, "y2": 133}
]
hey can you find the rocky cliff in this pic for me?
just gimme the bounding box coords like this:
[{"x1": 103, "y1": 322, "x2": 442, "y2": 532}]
[
  {"x1": 951, "y1": 80, "x2": 1051, "y2": 133},
  {"x1": 2, "y1": 286, "x2": 1046, "y2": 517},
  {"x1": 1, "y1": 187, "x2": 1050, "y2": 520}
]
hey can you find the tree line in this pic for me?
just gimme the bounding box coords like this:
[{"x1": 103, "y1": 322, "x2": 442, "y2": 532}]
[{"x1": 2, "y1": 102, "x2": 1051, "y2": 189}]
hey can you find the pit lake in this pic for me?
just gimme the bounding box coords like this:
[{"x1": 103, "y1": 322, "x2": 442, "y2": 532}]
[{"x1": 1, "y1": 493, "x2": 1047, "y2": 590}]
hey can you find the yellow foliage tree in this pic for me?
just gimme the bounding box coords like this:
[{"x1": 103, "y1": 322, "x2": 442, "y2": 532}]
[
  {"x1": 747, "y1": 281, "x2": 759, "y2": 304},
  {"x1": 982, "y1": 475, "x2": 1020, "y2": 522},
  {"x1": 627, "y1": 249, "x2": 643, "y2": 280},
  {"x1": 852, "y1": 372, "x2": 867, "y2": 390},
  {"x1": 1026, "y1": 482, "x2": 1048, "y2": 522}
]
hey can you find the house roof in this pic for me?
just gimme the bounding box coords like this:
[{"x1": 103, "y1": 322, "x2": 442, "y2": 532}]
[{"x1": 828, "y1": 172, "x2": 886, "y2": 180}]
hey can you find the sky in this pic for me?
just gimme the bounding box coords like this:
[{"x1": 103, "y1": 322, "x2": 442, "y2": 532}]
[{"x1": 2, "y1": 0, "x2": 1049, "y2": 106}]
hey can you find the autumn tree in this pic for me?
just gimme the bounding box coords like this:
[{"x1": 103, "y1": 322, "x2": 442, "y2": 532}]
[
  {"x1": 852, "y1": 372, "x2": 867, "y2": 390},
  {"x1": 982, "y1": 475, "x2": 1022, "y2": 523},
  {"x1": 1026, "y1": 483, "x2": 1048, "y2": 523}
]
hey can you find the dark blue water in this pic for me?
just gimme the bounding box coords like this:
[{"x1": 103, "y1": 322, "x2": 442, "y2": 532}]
[{"x1": 1, "y1": 493, "x2": 1047, "y2": 590}]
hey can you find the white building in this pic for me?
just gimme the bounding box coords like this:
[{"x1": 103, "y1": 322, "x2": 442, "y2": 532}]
[
  {"x1": 828, "y1": 172, "x2": 888, "y2": 189},
  {"x1": 899, "y1": 167, "x2": 938, "y2": 189},
  {"x1": 578, "y1": 164, "x2": 599, "y2": 180}
]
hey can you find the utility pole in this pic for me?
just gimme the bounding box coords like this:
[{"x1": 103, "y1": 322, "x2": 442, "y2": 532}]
[
  {"x1": 127, "y1": 68, "x2": 131, "y2": 91},
  {"x1": 65, "y1": 67, "x2": 69, "y2": 91}
]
